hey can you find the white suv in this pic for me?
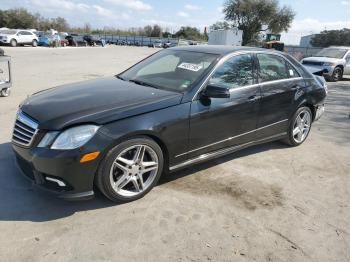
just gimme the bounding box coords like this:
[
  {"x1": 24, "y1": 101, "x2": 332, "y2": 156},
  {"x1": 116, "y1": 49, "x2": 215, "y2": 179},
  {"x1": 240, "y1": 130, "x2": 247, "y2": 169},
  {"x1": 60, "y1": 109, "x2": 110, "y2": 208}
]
[
  {"x1": 301, "y1": 47, "x2": 350, "y2": 82},
  {"x1": 0, "y1": 29, "x2": 38, "y2": 47}
]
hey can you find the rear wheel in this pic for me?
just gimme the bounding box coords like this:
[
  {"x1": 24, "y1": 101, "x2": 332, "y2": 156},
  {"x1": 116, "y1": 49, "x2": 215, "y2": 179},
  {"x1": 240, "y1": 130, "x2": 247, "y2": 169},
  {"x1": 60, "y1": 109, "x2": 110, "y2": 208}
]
[
  {"x1": 32, "y1": 39, "x2": 38, "y2": 47},
  {"x1": 10, "y1": 39, "x2": 17, "y2": 47},
  {"x1": 283, "y1": 107, "x2": 312, "y2": 146},
  {"x1": 96, "y1": 137, "x2": 164, "y2": 203}
]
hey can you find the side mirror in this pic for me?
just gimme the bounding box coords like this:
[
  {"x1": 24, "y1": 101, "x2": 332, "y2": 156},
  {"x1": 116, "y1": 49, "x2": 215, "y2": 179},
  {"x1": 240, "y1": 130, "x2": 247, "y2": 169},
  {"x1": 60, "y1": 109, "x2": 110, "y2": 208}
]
[{"x1": 202, "y1": 84, "x2": 230, "y2": 99}]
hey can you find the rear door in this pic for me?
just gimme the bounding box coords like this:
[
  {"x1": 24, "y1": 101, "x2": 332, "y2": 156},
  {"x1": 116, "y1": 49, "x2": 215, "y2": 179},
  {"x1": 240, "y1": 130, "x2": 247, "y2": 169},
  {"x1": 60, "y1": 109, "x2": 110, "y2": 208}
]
[
  {"x1": 255, "y1": 53, "x2": 305, "y2": 139},
  {"x1": 186, "y1": 53, "x2": 261, "y2": 159}
]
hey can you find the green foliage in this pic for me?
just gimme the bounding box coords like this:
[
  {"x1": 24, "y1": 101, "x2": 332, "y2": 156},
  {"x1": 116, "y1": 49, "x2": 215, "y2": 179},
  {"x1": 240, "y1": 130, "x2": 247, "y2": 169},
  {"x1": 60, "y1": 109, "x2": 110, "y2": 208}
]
[
  {"x1": 175, "y1": 26, "x2": 205, "y2": 41},
  {"x1": 210, "y1": 21, "x2": 231, "y2": 31},
  {"x1": 311, "y1": 29, "x2": 350, "y2": 47},
  {"x1": 0, "y1": 8, "x2": 37, "y2": 29},
  {"x1": 223, "y1": 0, "x2": 295, "y2": 45}
]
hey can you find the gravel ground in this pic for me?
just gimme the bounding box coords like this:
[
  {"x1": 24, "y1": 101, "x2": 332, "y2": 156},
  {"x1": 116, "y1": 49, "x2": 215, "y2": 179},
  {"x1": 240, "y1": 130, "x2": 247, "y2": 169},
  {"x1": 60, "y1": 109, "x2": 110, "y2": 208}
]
[{"x1": 0, "y1": 46, "x2": 349, "y2": 262}]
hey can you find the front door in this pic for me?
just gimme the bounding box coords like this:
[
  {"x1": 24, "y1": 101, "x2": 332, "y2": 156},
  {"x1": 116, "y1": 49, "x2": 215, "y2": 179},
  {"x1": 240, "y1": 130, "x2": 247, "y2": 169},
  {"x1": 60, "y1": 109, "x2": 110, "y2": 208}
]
[{"x1": 185, "y1": 53, "x2": 261, "y2": 160}]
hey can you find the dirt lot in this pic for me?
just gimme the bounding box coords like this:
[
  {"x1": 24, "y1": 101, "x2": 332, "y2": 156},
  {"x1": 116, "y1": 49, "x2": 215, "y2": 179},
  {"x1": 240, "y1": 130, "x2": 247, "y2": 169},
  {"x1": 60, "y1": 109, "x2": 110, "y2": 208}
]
[{"x1": 0, "y1": 46, "x2": 349, "y2": 262}]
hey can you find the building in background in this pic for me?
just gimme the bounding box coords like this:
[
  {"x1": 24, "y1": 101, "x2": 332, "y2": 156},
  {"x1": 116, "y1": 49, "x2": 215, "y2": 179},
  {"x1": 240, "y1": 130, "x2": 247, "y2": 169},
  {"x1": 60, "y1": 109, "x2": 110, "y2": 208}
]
[
  {"x1": 208, "y1": 28, "x2": 243, "y2": 46},
  {"x1": 300, "y1": 34, "x2": 317, "y2": 47}
]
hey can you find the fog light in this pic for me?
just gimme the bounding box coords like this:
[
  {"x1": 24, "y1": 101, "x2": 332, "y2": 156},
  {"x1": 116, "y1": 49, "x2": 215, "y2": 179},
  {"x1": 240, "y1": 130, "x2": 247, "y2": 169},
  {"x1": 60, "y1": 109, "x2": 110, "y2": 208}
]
[
  {"x1": 80, "y1": 151, "x2": 100, "y2": 163},
  {"x1": 45, "y1": 177, "x2": 66, "y2": 187}
]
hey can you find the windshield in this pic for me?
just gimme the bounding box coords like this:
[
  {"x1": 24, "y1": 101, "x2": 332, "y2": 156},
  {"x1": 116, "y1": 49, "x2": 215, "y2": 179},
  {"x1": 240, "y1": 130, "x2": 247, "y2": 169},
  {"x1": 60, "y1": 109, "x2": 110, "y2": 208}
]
[
  {"x1": 315, "y1": 48, "x2": 347, "y2": 59},
  {"x1": 1, "y1": 30, "x2": 17, "y2": 35},
  {"x1": 119, "y1": 50, "x2": 219, "y2": 92}
]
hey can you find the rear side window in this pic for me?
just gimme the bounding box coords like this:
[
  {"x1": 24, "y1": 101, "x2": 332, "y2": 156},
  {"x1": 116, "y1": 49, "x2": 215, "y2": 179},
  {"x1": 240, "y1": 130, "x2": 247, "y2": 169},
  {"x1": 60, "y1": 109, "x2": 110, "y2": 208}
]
[
  {"x1": 209, "y1": 54, "x2": 254, "y2": 89},
  {"x1": 257, "y1": 54, "x2": 289, "y2": 82},
  {"x1": 285, "y1": 61, "x2": 300, "y2": 78}
]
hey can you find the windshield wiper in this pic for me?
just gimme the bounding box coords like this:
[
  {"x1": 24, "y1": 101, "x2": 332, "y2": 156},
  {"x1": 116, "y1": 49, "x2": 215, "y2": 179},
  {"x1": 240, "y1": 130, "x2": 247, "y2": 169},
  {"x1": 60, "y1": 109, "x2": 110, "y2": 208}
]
[{"x1": 129, "y1": 79, "x2": 159, "y2": 89}]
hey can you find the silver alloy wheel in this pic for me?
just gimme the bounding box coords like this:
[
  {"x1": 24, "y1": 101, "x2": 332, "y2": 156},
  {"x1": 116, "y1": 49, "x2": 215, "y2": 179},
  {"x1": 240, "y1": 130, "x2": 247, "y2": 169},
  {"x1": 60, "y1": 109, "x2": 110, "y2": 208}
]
[
  {"x1": 109, "y1": 144, "x2": 159, "y2": 197},
  {"x1": 292, "y1": 109, "x2": 311, "y2": 143}
]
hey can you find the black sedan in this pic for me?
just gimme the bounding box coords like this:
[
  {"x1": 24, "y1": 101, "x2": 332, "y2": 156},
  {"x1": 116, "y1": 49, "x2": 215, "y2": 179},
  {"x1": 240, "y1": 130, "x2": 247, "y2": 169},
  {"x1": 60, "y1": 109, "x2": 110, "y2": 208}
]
[{"x1": 12, "y1": 46, "x2": 327, "y2": 203}]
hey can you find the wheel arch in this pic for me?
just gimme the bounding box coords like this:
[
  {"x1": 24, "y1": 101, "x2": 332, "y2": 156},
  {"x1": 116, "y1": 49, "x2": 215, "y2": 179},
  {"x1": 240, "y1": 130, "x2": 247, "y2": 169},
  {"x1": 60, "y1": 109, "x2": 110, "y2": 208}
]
[
  {"x1": 99, "y1": 130, "x2": 170, "y2": 171},
  {"x1": 336, "y1": 65, "x2": 344, "y2": 71},
  {"x1": 295, "y1": 99, "x2": 316, "y2": 121}
]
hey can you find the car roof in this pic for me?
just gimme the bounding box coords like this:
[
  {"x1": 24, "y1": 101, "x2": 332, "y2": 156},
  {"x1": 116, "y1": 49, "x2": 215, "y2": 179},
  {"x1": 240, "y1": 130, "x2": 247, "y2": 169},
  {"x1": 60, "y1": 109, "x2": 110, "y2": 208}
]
[{"x1": 170, "y1": 45, "x2": 269, "y2": 55}]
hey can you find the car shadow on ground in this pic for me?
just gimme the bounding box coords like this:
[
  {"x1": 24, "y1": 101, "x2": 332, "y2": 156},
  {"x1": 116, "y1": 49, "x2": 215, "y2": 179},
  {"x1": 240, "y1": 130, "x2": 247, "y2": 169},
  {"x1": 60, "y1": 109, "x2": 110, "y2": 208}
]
[{"x1": 0, "y1": 140, "x2": 288, "y2": 222}]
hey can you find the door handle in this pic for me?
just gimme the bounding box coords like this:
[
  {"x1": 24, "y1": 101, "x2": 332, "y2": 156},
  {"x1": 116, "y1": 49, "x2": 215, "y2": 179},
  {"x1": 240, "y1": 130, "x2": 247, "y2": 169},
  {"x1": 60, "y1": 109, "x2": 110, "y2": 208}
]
[
  {"x1": 291, "y1": 85, "x2": 300, "y2": 90},
  {"x1": 248, "y1": 95, "x2": 261, "y2": 103}
]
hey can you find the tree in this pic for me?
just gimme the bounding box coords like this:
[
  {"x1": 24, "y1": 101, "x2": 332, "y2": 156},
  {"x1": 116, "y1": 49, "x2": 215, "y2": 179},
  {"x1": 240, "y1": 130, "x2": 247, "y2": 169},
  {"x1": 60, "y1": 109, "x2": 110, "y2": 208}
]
[
  {"x1": 143, "y1": 25, "x2": 153, "y2": 36},
  {"x1": 311, "y1": 29, "x2": 350, "y2": 47},
  {"x1": 151, "y1": 25, "x2": 162, "y2": 37},
  {"x1": 210, "y1": 21, "x2": 231, "y2": 31},
  {"x1": 223, "y1": 0, "x2": 295, "y2": 45},
  {"x1": 82, "y1": 23, "x2": 91, "y2": 33},
  {"x1": 0, "y1": 8, "x2": 37, "y2": 29},
  {"x1": 175, "y1": 26, "x2": 203, "y2": 40}
]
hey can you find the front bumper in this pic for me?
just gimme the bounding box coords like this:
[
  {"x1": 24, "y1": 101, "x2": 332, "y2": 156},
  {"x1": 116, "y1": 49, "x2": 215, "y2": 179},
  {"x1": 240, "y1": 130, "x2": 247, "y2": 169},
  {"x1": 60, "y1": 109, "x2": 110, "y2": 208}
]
[
  {"x1": 303, "y1": 64, "x2": 336, "y2": 77},
  {"x1": 12, "y1": 132, "x2": 112, "y2": 200}
]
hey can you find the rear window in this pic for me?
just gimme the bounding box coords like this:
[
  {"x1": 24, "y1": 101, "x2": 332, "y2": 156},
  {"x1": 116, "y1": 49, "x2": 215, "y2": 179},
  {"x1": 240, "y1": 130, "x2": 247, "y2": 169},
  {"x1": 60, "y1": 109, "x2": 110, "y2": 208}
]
[{"x1": 1, "y1": 30, "x2": 17, "y2": 35}]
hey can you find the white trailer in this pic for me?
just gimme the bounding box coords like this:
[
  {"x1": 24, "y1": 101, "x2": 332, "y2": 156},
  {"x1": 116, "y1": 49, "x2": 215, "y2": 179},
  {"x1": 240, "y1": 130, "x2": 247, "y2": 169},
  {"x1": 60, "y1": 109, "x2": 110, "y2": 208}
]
[{"x1": 208, "y1": 29, "x2": 243, "y2": 46}]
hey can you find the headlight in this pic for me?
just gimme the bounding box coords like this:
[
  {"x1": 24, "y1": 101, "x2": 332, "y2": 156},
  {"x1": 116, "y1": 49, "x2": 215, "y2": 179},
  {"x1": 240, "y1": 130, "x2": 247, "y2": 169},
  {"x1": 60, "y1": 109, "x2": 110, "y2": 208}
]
[
  {"x1": 45, "y1": 125, "x2": 100, "y2": 150},
  {"x1": 323, "y1": 62, "x2": 334, "y2": 66}
]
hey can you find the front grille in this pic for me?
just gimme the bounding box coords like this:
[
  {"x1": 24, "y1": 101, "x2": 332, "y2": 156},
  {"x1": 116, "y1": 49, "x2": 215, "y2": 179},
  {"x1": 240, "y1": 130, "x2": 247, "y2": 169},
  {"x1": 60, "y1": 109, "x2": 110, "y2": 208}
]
[
  {"x1": 302, "y1": 61, "x2": 324, "y2": 66},
  {"x1": 12, "y1": 110, "x2": 39, "y2": 147}
]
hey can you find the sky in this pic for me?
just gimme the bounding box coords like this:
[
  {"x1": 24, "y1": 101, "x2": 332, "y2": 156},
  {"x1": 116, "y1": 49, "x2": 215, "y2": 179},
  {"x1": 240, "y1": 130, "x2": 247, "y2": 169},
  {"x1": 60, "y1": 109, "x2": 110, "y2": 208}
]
[{"x1": 2, "y1": 0, "x2": 350, "y2": 45}]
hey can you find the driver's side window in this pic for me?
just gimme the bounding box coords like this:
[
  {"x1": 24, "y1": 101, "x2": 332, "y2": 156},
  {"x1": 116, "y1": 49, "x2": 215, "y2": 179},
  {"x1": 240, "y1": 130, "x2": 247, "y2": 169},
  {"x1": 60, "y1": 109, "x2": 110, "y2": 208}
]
[{"x1": 209, "y1": 54, "x2": 254, "y2": 89}]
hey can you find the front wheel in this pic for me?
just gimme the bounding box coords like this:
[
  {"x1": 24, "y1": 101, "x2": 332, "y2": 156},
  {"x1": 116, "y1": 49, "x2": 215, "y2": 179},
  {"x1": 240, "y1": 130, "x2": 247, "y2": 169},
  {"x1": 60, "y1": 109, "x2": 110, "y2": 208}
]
[
  {"x1": 283, "y1": 107, "x2": 313, "y2": 146},
  {"x1": 96, "y1": 137, "x2": 164, "y2": 203},
  {"x1": 330, "y1": 67, "x2": 343, "y2": 82},
  {"x1": 10, "y1": 39, "x2": 17, "y2": 47}
]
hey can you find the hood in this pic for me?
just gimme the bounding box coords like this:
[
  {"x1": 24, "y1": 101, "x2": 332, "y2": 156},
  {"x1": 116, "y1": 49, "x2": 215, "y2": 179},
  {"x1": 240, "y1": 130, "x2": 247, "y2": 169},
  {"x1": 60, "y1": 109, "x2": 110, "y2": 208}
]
[
  {"x1": 20, "y1": 77, "x2": 183, "y2": 130},
  {"x1": 302, "y1": 56, "x2": 344, "y2": 63},
  {"x1": 303, "y1": 65, "x2": 327, "y2": 75}
]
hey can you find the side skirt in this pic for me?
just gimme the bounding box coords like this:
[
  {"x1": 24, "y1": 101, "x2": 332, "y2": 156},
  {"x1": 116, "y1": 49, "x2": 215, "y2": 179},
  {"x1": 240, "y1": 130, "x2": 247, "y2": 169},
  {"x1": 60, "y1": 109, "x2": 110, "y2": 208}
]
[{"x1": 169, "y1": 132, "x2": 287, "y2": 172}]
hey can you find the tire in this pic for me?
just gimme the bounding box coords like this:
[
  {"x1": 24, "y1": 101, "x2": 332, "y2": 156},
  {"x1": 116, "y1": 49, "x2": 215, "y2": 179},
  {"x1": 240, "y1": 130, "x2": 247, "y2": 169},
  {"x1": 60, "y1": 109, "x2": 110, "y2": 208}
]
[
  {"x1": 283, "y1": 107, "x2": 313, "y2": 147},
  {"x1": 0, "y1": 88, "x2": 11, "y2": 97},
  {"x1": 32, "y1": 39, "x2": 38, "y2": 47},
  {"x1": 95, "y1": 137, "x2": 164, "y2": 203},
  {"x1": 330, "y1": 67, "x2": 343, "y2": 82},
  {"x1": 10, "y1": 39, "x2": 17, "y2": 47}
]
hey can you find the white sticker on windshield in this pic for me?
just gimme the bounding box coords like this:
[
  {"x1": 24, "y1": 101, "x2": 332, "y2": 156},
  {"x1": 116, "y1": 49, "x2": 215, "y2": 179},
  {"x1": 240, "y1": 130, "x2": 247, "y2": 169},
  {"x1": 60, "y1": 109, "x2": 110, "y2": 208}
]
[{"x1": 178, "y1": 63, "x2": 203, "y2": 72}]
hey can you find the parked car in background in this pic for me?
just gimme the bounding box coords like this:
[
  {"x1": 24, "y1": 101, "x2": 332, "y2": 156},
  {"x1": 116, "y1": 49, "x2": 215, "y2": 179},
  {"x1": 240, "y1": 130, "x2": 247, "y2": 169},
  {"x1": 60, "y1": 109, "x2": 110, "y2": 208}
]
[
  {"x1": 38, "y1": 33, "x2": 53, "y2": 46},
  {"x1": 83, "y1": 35, "x2": 106, "y2": 47},
  {"x1": 151, "y1": 40, "x2": 163, "y2": 48},
  {"x1": 12, "y1": 46, "x2": 327, "y2": 203},
  {"x1": 66, "y1": 34, "x2": 88, "y2": 47},
  {"x1": 59, "y1": 33, "x2": 69, "y2": 47},
  {"x1": 163, "y1": 41, "x2": 177, "y2": 48},
  {"x1": 0, "y1": 29, "x2": 38, "y2": 47},
  {"x1": 301, "y1": 46, "x2": 350, "y2": 82}
]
